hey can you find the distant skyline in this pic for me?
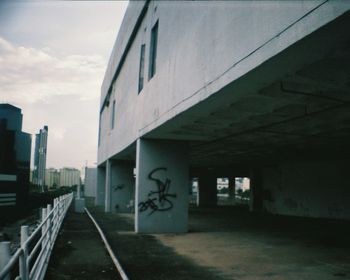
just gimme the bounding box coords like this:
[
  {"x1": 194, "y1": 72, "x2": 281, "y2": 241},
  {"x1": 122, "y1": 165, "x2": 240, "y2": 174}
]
[{"x1": 0, "y1": 1, "x2": 128, "y2": 169}]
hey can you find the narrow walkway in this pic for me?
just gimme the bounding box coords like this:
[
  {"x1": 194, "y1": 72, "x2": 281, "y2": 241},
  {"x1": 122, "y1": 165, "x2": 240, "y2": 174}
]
[{"x1": 46, "y1": 209, "x2": 120, "y2": 280}]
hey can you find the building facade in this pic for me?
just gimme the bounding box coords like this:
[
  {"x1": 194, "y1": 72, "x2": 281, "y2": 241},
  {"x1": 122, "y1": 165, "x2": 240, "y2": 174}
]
[
  {"x1": 0, "y1": 104, "x2": 31, "y2": 208},
  {"x1": 97, "y1": 1, "x2": 350, "y2": 233},
  {"x1": 33, "y1": 126, "x2": 48, "y2": 191},
  {"x1": 59, "y1": 168, "x2": 80, "y2": 187},
  {"x1": 45, "y1": 168, "x2": 60, "y2": 189}
]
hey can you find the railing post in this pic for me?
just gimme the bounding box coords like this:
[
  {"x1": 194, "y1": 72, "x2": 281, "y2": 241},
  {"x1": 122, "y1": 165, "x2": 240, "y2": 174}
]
[
  {"x1": 54, "y1": 198, "x2": 58, "y2": 235},
  {"x1": 57, "y1": 197, "x2": 61, "y2": 219},
  {"x1": 52, "y1": 199, "x2": 56, "y2": 234},
  {"x1": 42, "y1": 207, "x2": 47, "y2": 248},
  {"x1": 47, "y1": 204, "x2": 52, "y2": 247},
  {"x1": 0, "y1": 242, "x2": 11, "y2": 280},
  {"x1": 20, "y1": 226, "x2": 29, "y2": 280}
]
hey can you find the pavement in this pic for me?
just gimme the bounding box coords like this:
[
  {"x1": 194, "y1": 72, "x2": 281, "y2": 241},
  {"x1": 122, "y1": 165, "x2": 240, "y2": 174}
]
[{"x1": 46, "y1": 202, "x2": 350, "y2": 280}]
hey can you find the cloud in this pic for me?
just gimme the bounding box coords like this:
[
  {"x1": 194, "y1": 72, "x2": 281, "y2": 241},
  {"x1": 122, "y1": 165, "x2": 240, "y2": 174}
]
[
  {"x1": 51, "y1": 127, "x2": 66, "y2": 140},
  {"x1": 0, "y1": 36, "x2": 106, "y2": 104}
]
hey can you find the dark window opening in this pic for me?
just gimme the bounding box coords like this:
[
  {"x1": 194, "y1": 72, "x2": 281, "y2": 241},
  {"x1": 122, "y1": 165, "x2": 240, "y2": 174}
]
[
  {"x1": 111, "y1": 100, "x2": 116, "y2": 130},
  {"x1": 138, "y1": 44, "x2": 146, "y2": 93},
  {"x1": 148, "y1": 20, "x2": 158, "y2": 80}
]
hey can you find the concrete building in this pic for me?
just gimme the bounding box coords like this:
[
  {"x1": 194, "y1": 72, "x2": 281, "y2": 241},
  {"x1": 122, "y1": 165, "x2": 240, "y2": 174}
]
[
  {"x1": 0, "y1": 104, "x2": 31, "y2": 208},
  {"x1": 59, "y1": 168, "x2": 80, "y2": 187},
  {"x1": 45, "y1": 168, "x2": 60, "y2": 189},
  {"x1": 84, "y1": 167, "x2": 97, "y2": 198},
  {"x1": 97, "y1": 1, "x2": 350, "y2": 233},
  {"x1": 33, "y1": 126, "x2": 48, "y2": 192}
]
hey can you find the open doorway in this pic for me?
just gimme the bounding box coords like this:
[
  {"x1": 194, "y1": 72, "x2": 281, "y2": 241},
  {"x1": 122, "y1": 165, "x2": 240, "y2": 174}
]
[
  {"x1": 216, "y1": 177, "x2": 250, "y2": 206},
  {"x1": 235, "y1": 177, "x2": 250, "y2": 205}
]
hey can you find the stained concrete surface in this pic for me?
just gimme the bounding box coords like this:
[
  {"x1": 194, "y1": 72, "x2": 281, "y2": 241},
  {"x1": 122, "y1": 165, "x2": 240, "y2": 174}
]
[
  {"x1": 91, "y1": 208, "x2": 225, "y2": 280},
  {"x1": 45, "y1": 201, "x2": 350, "y2": 280},
  {"x1": 46, "y1": 210, "x2": 120, "y2": 280},
  {"x1": 91, "y1": 205, "x2": 350, "y2": 280}
]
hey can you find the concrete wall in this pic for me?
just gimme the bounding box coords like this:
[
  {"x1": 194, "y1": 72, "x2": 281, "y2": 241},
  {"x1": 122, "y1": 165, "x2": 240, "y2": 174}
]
[
  {"x1": 263, "y1": 159, "x2": 350, "y2": 220},
  {"x1": 98, "y1": 0, "x2": 350, "y2": 164},
  {"x1": 135, "y1": 139, "x2": 189, "y2": 233},
  {"x1": 96, "y1": 166, "x2": 106, "y2": 207},
  {"x1": 110, "y1": 162, "x2": 134, "y2": 213},
  {"x1": 84, "y1": 167, "x2": 97, "y2": 197}
]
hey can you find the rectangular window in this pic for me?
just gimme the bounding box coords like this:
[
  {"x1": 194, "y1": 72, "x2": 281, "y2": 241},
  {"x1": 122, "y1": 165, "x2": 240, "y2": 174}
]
[
  {"x1": 148, "y1": 20, "x2": 158, "y2": 80},
  {"x1": 111, "y1": 100, "x2": 116, "y2": 130},
  {"x1": 138, "y1": 44, "x2": 145, "y2": 93}
]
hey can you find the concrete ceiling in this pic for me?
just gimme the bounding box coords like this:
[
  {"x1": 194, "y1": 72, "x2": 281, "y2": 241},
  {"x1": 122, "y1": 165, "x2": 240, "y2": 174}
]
[{"x1": 145, "y1": 12, "x2": 350, "y2": 170}]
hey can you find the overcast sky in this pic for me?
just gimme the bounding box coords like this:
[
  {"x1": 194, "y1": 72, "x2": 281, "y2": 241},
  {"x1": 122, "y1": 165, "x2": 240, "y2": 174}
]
[{"x1": 0, "y1": 1, "x2": 128, "y2": 170}]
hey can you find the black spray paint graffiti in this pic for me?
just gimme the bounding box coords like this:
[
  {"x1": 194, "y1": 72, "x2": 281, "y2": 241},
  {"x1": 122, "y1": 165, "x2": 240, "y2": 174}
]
[
  {"x1": 138, "y1": 167, "x2": 176, "y2": 216},
  {"x1": 113, "y1": 184, "x2": 125, "y2": 192}
]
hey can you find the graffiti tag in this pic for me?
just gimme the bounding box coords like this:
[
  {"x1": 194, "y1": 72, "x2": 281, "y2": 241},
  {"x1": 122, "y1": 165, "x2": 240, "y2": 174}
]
[
  {"x1": 113, "y1": 184, "x2": 125, "y2": 192},
  {"x1": 138, "y1": 167, "x2": 176, "y2": 216}
]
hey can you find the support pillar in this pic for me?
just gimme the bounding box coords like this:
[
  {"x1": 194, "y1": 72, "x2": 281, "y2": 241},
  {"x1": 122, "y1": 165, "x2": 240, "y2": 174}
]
[
  {"x1": 197, "y1": 172, "x2": 217, "y2": 206},
  {"x1": 105, "y1": 159, "x2": 112, "y2": 212},
  {"x1": 250, "y1": 168, "x2": 263, "y2": 212},
  {"x1": 110, "y1": 161, "x2": 135, "y2": 213},
  {"x1": 228, "y1": 176, "x2": 236, "y2": 204},
  {"x1": 95, "y1": 166, "x2": 106, "y2": 207},
  {"x1": 135, "y1": 139, "x2": 189, "y2": 233}
]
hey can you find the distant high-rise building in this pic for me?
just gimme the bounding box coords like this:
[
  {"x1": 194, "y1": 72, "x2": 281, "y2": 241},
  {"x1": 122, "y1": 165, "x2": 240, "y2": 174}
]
[
  {"x1": 45, "y1": 168, "x2": 60, "y2": 189},
  {"x1": 33, "y1": 126, "x2": 48, "y2": 192},
  {"x1": 59, "y1": 168, "x2": 80, "y2": 187},
  {"x1": 0, "y1": 104, "x2": 31, "y2": 208}
]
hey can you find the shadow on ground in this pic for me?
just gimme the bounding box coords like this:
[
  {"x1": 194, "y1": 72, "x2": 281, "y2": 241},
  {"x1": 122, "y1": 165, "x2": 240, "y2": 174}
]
[{"x1": 90, "y1": 207, "x2": 227, "y2": 280}]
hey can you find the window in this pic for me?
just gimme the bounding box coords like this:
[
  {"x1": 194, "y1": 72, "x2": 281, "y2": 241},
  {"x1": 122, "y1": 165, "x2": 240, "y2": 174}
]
[
  {"x1": 138, "y1": 44, "x2": 146, "y2": 93},
  {"x1": 111, "y1": 100, "x2": 116, "y2": 130},
  {"x1": 148, "y1": 21, "x2": 158, "y2": 80}
]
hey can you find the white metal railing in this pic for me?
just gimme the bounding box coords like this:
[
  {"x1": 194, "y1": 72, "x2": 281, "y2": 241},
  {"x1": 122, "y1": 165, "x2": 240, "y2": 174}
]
[{"x1": 0, "y1": 193, "x2": 73, "y2": 280}]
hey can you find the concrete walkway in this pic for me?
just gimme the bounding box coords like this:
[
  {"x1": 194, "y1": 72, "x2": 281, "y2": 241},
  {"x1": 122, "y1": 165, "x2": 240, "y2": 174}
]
[
  {"x1": 89, "y1": 207, "x2": 225, "y2": 280},
  {"x1": 46, "y1": 205, "x2": 350, "y2": 280},
  {"x1": 90, "y1": 205, "x2": 350, "y2": 280},
  {"x1": 46, "y1": 209, "x2": 120, "y2": 280}
]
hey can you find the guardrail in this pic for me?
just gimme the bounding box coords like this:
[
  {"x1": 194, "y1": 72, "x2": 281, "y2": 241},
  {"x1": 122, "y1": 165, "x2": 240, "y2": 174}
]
[{"x1": 0, "y1": 193, "x2": 73, "y2": 280}]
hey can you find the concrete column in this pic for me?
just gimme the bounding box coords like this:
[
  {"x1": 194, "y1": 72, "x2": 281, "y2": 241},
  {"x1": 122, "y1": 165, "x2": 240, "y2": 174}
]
[
  {"x1": 95, "y1": 166, "x2": 106, "y2": 207},
  {"x1": 228, "y1": 176, "x2": 236, "y2": 203},
  {"x1": 0, "y1": 242, "x2": 11, "y2": 280},
  {"x1": 110, "y1": 161, "x2": 135, "y2": 213},
  {"x1": 135, "y1": 139, "x2": 189, "y2": 233},
  {"x1": 105, "y1": 159, "x2": 112, "y2": 212},
  {"x1": 249, "y1": 168, "x2": 263, "y2": 212},
  {"x1": 197, "y1": 172, "x2": 217, "y2": 206}
]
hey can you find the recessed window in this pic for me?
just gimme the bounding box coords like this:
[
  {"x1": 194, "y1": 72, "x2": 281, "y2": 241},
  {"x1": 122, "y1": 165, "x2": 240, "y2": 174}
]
[
  {"x1": 138, "y1": 44, "x2": 145, "y2": 93},
  {"x1": 111, "y1": 100, "x2": 116, "y2": 130},
  {"x1": 148, "y1": 20, "x2": 158, "y2": 80}
]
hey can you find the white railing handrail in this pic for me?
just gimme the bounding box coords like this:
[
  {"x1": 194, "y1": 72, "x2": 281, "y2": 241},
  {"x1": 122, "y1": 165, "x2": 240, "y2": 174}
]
[{"x1": 0, "y1": 192, "x2": 73, "y2": 280}]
